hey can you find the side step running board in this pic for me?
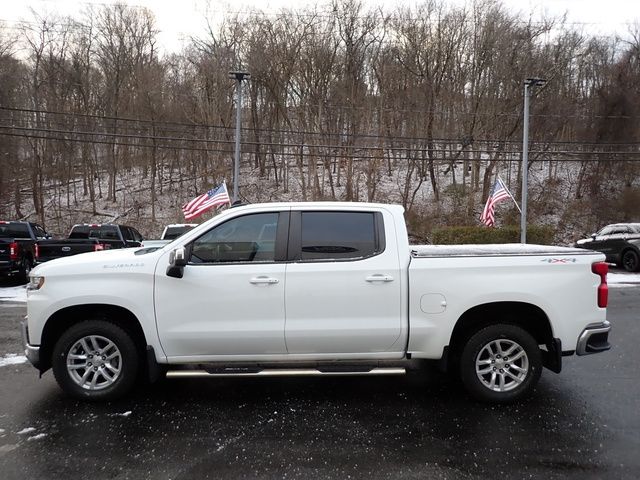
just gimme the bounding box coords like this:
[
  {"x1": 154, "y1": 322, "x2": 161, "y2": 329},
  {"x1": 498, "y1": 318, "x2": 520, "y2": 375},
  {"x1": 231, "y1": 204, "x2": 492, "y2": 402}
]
[{"x1": 166, "y1": 367, "x2": 406, "y2": 378}]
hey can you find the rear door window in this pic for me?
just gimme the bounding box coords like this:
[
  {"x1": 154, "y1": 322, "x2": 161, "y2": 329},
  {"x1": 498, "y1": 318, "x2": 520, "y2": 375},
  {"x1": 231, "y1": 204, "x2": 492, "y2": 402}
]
[{"x1": 298, "y1": 211, "x2": 380, "y2": 261}]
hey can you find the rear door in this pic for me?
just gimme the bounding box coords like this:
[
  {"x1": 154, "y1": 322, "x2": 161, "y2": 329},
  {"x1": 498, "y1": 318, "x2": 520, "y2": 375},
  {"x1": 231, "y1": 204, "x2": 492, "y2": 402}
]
[{"x1": 284, "y1": 208, "x2": 403, "y2": 355}]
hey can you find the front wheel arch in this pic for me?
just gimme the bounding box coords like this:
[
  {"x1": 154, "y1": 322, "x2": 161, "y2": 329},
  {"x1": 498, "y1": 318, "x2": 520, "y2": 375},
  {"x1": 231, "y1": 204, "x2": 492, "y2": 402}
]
[{"x1": 40, "y1": 304, "x2": 147, "y2": 374}]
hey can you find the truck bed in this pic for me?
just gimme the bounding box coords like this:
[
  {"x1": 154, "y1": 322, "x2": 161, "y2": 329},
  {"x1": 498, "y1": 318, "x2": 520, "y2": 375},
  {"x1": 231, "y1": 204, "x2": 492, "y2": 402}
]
[{"x1": 410, "y1": 243, "x2": 594, "y2": 258}]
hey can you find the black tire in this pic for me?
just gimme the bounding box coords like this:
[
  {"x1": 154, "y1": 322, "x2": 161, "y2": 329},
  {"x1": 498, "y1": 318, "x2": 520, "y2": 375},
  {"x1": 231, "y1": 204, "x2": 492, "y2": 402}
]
[
  {"x1": 622, "y1": 249, "x2": 640, "y2": 272},
  {"x1": 52, "y1": 320, "x2": 139, "y2": 401},
  {"x1": 459, "y1": 324, "x2": 542, "y2": 403},
  {"x1": 18, "y1": 257, "x2": 31, "y2": 283}
]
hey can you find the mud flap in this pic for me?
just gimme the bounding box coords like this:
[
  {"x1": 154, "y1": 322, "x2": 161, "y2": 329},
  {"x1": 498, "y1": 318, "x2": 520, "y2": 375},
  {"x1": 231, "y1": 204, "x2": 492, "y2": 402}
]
[
  {"x1": 541, "y1": 338, "x2": 562, "y2": 373},
  {"x1": 146, "y1": 346, "x2": 165, "y2": 383}
]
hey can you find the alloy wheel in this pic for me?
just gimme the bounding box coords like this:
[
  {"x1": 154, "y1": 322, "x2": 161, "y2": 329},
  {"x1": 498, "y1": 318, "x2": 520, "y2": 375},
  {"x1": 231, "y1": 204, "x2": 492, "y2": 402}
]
[
  {"x1": 66, "y1": 335, "x2": 122, "y2": 390},
  {"x1": 475, "y1": 339, "x2": 529, "y2": 392}
]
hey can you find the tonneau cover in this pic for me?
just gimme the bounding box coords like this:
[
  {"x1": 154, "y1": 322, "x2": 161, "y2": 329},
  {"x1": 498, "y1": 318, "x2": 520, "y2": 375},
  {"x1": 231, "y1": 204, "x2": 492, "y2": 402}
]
[{"x1": 410, "y1": 243, "x2": 595, "y2": 258}]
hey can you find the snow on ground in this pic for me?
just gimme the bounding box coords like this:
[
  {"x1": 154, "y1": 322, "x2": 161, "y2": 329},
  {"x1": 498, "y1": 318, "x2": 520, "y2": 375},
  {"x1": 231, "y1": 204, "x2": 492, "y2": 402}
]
[
  {"x1": 16, "y1": 427, "x2": 36, "y2": 435},
  {"x1": 0, "y1": 285, "x2": 27, "y2": 303},
  {"x1": 608, "y1": 271, "x2": 640, "y2": 287},
  {"x1": 0, "y1": 354, "x2": 28, "y2": 367}
]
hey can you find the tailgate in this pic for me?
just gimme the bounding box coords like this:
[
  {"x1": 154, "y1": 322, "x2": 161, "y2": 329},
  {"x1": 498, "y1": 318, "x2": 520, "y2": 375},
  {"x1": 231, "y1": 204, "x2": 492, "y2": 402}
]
[{"x1": 0, "y1": 239, "x2": 13, "y2": 263}]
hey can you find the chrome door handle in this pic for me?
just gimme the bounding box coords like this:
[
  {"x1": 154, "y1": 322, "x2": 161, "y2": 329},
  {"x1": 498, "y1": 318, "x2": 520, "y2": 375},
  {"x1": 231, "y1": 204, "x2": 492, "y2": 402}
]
[
  {"x1": 365, "y1": 274, "x2": 394, "y2": 283},
  {"x1": 249, "y1": 276, "x2": 279, "y2": 285}
]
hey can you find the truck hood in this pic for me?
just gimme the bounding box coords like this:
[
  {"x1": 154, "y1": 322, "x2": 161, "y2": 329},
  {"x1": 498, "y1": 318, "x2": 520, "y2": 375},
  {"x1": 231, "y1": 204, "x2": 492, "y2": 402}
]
[{"x1": 32, "y1": 247, "x2": 161, "y2": 276}]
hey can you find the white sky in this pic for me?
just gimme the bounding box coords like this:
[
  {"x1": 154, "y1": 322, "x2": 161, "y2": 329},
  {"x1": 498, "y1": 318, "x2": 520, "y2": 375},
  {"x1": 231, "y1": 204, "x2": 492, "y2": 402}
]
[{"x1": 1, "y1": 0, "x2": 638, "y2": 53}]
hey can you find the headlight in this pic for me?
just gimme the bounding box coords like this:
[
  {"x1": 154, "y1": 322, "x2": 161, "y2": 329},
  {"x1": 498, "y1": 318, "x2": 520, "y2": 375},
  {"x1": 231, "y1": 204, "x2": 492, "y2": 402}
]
[{"x1": 27, "y1": 276, "x2": 45, "y2": 291}]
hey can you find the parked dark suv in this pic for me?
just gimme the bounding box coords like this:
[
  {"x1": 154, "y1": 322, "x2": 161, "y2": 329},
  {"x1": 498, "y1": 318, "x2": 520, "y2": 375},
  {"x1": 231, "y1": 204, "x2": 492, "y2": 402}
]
[{"x1": 575, "y1": 223, "x2": 640, "y2": 272}]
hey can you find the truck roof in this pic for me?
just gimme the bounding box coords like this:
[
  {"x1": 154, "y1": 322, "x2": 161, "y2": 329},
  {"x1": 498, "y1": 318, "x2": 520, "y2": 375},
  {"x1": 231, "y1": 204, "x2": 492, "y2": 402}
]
[{"x1": 228, "y1": 201, "x2": 405, "y2": 212}]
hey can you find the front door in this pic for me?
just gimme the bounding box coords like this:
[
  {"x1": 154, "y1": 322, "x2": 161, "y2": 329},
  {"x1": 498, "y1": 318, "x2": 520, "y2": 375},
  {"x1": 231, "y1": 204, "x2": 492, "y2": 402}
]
[{"x1": 154, "y1": 211, "x2": 288, "y2": 358}]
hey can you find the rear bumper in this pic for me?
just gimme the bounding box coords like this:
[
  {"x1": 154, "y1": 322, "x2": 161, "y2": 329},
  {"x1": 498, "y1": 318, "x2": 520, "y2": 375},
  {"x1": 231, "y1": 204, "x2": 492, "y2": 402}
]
[
  {"x1": 576, "y1": 321, "x2": 611, "y2": 355},
  {"x1": 20, "y1": 318, "x2": 41, "y2": 369}
]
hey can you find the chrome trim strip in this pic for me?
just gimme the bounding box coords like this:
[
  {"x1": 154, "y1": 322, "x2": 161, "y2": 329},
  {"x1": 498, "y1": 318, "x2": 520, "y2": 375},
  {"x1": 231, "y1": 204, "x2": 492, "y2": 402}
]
[
  {"x1": 576, "y1": 321, "x2": 611, "y2": 356},
  {"x1": 166, "y1": 367, "x2": 406, "y2": 378}
]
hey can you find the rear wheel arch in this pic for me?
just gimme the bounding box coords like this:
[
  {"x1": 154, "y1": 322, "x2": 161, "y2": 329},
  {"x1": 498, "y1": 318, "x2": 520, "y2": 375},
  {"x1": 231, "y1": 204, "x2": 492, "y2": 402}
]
[
  {"x1": 40, "y1": 304, "x2": 147, "y2": 372},
  {"x1": 448, "y1": 302, "x2": 554, "y2": 365},
  {"x1": 450, "y1": 302, "x2": 553, "y2": 345}
]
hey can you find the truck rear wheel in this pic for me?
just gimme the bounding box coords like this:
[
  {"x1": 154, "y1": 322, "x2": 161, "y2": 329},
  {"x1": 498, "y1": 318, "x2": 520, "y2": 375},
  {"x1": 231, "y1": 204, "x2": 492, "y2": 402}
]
[
  {"x1": 52, "y1": 320, "x2": 139, "y2": 401},
  {"x1": 18, "y1": 257, "x2": 31, "y2": 283},
  {"x1": 459, "y1": 324, "x2": 541, "y2": 403}
]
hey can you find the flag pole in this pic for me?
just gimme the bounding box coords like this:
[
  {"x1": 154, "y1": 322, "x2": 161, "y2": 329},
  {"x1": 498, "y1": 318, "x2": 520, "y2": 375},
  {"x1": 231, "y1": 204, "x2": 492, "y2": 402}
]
[{"x1": 498, "y1": 175, "x2": 522, "y2": 214}]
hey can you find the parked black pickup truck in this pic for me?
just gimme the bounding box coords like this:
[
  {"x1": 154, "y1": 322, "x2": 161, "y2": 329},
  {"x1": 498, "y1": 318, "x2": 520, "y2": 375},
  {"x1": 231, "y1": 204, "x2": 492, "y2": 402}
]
[
  {"x1": 0, "y1": 221, "x2": 50, "y2": 280},
  {"x1": 37, "y1": 224, "x2": 144, "y2": 263}
]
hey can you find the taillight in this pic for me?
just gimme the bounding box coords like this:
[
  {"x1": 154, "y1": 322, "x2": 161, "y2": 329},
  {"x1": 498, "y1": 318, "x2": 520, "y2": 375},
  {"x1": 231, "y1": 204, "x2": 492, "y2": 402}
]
[
  {"x1": 592, "y1": 262, "x2": 608, "y2": 308},
  {"x1": 9, "y1": 242, "x2": 18, "y2": 260},
  {"x1": 35, "y1": 243, "x2": 39, "y2": 259},
  {"x1": 94, "y1": 243, "x2": 105, "y2": 251}
]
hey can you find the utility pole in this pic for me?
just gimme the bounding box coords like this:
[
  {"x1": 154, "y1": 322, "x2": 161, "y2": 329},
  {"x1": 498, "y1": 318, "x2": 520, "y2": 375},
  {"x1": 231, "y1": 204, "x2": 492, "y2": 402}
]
[
  {"x1": 229, "y1": 71, "x2": 250, "y2": 203},
  {"x1": 520, "y1": 77, "x2": 546, "y2": 243}
]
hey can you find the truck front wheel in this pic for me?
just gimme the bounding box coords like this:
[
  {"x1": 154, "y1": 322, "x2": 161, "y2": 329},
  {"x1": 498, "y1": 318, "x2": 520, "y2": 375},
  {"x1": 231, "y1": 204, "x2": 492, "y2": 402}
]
[
  {"x1": 459, "y1": 324, "x2": 541, "y2": 403},
  {"x1": 52, "y1": 320, "x2": 139, "y2": 401}
]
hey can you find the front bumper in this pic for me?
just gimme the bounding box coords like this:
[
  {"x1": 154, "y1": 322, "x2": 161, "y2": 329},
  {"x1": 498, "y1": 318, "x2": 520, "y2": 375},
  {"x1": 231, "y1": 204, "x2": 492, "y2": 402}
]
[
  {"x1": 20, "y1": 318, "x2": 41, "y2": 369},
  {"x1": 576, "y1": 321, "x2": 611, "y2": 355}
]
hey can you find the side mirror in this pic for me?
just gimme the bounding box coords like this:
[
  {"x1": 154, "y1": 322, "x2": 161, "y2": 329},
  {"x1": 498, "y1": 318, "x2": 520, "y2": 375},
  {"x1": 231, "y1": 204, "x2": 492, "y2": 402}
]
[
  {"x1": 591, "y1": 233, "x2": 597, "y2": 239},
  {"x1": 166, "y1": 247, "x2": 187, "y2": 278}
]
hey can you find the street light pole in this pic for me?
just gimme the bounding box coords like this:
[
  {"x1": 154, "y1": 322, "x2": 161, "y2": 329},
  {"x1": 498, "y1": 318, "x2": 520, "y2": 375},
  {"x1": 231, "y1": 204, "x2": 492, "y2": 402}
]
[
  {"x1": 229, "y1": 71, "x2": 250, "y2": 203},
  {"x1": 520, "y1": 77, "x2": 546, "y2": 243}
]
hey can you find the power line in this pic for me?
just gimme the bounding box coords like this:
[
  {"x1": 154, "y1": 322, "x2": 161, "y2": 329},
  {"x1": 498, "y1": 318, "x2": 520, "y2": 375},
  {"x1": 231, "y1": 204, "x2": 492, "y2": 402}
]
[
  {"x1": 3, "y1": 106, "x2": 640, "y2": 147},
  {"x1": 2, "y1": 123, "x2": 639, "y2": 156},
  {"x1": 2, "y1": 128, "x2": 640, "y2": 162}
]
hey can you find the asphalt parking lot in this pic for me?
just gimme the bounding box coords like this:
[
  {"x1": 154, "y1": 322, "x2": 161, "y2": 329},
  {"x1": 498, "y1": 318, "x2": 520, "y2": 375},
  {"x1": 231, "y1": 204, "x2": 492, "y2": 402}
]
[{"x1": 0, "y1": 286, "x2": 638, "y2": 480}]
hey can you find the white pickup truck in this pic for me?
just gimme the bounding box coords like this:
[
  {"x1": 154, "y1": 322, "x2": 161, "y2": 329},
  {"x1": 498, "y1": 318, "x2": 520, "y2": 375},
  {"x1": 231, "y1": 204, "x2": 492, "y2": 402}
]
[{"x1": 22, "y1": 202, "x2": 611, "y2": 403}]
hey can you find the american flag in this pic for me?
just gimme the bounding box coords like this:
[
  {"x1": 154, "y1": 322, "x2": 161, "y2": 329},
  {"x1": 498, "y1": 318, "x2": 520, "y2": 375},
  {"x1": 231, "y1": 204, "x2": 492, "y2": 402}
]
[
  {"x1": 480, "y1": 178, "x2": 512, "y2": 227},
  {"x1": 182, "y1": 182, "x2": 231, "y2": 221}
]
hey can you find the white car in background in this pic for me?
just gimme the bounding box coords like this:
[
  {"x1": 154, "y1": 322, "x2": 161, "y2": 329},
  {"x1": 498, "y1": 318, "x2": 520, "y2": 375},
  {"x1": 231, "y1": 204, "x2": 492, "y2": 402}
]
[{"x1": 141, "y1": 223, "x2": 198, "y2": 249}]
